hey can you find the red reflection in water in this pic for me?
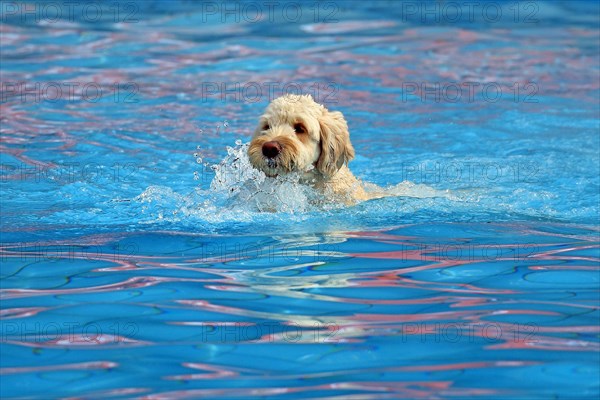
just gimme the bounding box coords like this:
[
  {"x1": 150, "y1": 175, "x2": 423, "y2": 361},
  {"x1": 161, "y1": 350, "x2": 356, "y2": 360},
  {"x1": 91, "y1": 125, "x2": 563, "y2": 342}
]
[
  {"x1": 0, "y1": 361, "x2": 117, "y2": 375},
  {"x1": 5, "y1": 333, "x2": 147, "y2": 348},
  {"x1": 139, "y1": 381, "x2": 498, "y2": 399}
]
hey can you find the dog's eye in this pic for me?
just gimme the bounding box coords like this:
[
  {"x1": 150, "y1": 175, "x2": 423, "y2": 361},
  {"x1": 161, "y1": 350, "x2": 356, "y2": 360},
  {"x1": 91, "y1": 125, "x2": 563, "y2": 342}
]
[
  {"x1": 293, "y1": 123, "x2": 306, "y2": 134},
  {"x1": 262, "y1": 123, "x2": 269, "y2": 131}
]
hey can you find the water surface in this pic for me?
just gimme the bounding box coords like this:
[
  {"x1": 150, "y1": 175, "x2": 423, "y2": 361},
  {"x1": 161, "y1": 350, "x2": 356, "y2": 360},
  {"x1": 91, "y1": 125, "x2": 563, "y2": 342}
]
[{"x1": 1, "y1": 1, "x2": 599, "y2": 398}]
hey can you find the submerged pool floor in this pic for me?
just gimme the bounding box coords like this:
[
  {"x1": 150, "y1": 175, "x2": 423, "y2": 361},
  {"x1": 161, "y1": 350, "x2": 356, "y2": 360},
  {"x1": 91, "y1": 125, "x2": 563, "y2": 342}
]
[{"x1": 1, "y1": 1, "x2": 599, "y2": 398}]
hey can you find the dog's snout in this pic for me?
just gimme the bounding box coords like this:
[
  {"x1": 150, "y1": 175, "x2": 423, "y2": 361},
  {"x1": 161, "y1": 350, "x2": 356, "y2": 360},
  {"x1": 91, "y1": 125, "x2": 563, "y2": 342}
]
[{"x1": 262, "y1": 141, "x2": 282, "y2": 159}]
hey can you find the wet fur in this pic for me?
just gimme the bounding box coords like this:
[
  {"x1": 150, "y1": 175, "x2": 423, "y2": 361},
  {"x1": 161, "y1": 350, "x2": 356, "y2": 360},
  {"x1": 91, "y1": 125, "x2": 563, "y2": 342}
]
[{"x1": 248, "y1": 94, "x2": 373, "y2": 202}]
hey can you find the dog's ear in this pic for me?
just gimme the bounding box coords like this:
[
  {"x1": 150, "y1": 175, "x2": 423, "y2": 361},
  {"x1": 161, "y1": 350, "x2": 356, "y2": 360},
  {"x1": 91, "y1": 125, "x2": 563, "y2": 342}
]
[{"x1": 317, "y1": 110, "x2": 355, "y2": 178}]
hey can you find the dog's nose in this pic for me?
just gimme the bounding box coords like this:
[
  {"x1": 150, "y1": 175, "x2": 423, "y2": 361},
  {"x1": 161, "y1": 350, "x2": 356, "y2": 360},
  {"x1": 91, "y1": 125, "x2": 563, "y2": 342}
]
[{"x1": 262, "y1": 141, "x2": 282, "y2": 158}]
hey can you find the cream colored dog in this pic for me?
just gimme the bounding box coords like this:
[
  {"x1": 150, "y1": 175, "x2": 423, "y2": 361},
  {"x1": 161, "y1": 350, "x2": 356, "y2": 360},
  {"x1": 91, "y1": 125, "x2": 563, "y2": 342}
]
[{"x1": 248, "y1": 94, "x2": 372, "y2": 202}]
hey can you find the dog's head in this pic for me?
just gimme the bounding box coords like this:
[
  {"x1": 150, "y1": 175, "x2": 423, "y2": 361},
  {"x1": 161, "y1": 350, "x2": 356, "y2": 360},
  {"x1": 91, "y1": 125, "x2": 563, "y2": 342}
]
[{"x1": 248, "y1": 94, "x2": 354, "y2": 179}]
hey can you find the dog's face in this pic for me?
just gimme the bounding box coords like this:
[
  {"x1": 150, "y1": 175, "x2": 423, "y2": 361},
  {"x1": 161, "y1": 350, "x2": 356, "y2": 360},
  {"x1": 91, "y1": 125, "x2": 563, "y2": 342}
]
[{"x1": 248, "y1": 94, "x2": 355, "y2": 179}]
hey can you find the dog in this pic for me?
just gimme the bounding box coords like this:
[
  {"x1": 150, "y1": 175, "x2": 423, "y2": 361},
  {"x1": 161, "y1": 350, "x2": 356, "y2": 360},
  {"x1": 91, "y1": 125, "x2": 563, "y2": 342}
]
[{"x1": 247, "y1": 94, "x2": 375, "y2": 202}]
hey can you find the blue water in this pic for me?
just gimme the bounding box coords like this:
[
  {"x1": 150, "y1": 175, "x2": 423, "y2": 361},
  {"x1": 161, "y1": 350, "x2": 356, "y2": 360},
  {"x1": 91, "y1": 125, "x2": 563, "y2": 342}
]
[{"x1": 1, "y1": 1, "x2": 599, "y2": 398}]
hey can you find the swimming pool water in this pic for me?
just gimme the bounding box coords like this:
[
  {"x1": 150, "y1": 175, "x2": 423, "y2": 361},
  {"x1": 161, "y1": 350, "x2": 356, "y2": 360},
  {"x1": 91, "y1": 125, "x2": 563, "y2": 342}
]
[{"x1": 1, "y1": 1, "x2": 599, "y2": 398}]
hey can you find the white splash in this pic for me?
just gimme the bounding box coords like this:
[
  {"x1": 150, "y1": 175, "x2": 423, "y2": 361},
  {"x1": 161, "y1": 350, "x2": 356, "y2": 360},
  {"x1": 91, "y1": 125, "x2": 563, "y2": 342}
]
[
  {"x1": 209, "y1": 142, "x2": 330, "y2": 213},
  {"x1": 131, "y1": 141, "x2": 464, "y2": 225}
]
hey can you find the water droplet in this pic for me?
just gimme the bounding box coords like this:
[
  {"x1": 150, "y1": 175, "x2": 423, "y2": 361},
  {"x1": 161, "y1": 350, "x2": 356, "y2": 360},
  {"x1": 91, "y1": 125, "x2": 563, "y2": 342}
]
[
  {"x1": 193, "y1": 153, "x2": 198, "y2": 157},
  {"x1": 235, "y1": 139, "x2": 242, "y2": 146},
  {"x1": 196, "y1": 158, "x2": 203, "y2": 164},
  {"x1": 197, "y1": 145, "x2": 202, "y2": 150},
  {"x1": 223, "y1": 120, "x2": 229, "y2": 127}
]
